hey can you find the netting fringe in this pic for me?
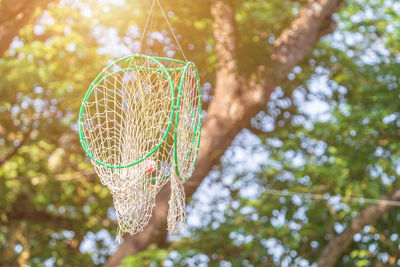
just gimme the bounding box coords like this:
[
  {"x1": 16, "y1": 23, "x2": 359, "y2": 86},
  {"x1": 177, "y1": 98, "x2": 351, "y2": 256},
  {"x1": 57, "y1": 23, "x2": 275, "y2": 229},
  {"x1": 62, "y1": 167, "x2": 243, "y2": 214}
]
[{"x1": 167, "y1": 171, "x2": 186, "y2": 234}]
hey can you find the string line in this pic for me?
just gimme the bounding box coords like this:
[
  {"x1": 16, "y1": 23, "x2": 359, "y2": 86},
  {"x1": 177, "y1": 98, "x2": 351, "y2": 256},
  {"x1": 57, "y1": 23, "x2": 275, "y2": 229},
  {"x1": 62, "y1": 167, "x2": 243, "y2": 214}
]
[
  {"x1": 138, "y1": 0, "x2": 187, "y2": 61},
  {"x1": 155, "y1": 0, "x2": 188, "y2": 61},
  {"x1": 139, "y1": 0, "x2": 157, "y2": 52},
  {"x1": 183, "y1": 181, "x2": 400, "y2": 207},
  {"x1": 146, "y1": 4, "x2": 155, "y2": 53},
  {"x1": 264, "y1": 189, "x2": 400, "y2": 207}
]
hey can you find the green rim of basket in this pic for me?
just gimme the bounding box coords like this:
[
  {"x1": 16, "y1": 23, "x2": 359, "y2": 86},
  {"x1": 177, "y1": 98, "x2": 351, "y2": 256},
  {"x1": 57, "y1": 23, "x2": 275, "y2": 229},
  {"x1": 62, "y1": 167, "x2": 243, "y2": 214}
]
[
  {"x1": 78, "y1": 54, "x2": 202, "y2": 177},
  {"x1": 173, "y1": 62, "x2": 202, "y2": 179}
]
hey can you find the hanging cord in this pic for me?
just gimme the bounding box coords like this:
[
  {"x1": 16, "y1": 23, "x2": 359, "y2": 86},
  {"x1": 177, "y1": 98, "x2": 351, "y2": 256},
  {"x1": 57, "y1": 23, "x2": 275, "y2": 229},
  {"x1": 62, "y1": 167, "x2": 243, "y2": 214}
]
[
  {"x1": 138, "y1": 0, "x2": 188, "y2": 61},
  {"x1": 139, "y1": 0, "x2": 157, "y2": 53},
  {"x1": 155, "y1": 0, "x2": 188, "y2": 61},
  {"x1": 145, "y1": 6, "x2": 155, "y2": 54}
]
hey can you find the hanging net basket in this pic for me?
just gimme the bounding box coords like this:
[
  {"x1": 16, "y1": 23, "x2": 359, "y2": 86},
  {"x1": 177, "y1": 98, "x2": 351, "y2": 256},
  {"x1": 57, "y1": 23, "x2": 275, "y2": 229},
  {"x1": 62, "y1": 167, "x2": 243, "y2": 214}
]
[{"x1": 78, "y1": 54, "x2": 202, "y2": 239}]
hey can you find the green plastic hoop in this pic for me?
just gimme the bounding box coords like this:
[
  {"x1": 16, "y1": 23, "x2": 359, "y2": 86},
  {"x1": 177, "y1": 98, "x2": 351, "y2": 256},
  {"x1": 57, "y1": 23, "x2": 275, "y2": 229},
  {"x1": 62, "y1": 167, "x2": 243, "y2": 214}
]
[
  {"x1": 173, "y1": 62, "x2": 202, "y2": 179},
  {"x1": 78, "y1": 54, "x2": 202, "y2": 178},
  {"x1": 79, "y1": 54, "x2": 175, "y2": 169}
]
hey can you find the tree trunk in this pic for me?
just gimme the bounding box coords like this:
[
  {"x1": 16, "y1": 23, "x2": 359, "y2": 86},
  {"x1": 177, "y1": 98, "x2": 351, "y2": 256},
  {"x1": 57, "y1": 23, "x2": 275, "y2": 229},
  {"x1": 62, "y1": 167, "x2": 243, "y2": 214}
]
[{"x1": 104, "y1": 0, "x2": 345, "y2": 266}]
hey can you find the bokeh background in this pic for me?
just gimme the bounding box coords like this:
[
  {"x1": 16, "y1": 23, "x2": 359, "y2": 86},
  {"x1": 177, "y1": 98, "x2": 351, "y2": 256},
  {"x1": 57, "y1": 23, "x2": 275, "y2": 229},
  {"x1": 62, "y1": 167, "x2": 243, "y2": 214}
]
[{"x1": 1, "y1": 0, "x2": 400, "y2": 266}]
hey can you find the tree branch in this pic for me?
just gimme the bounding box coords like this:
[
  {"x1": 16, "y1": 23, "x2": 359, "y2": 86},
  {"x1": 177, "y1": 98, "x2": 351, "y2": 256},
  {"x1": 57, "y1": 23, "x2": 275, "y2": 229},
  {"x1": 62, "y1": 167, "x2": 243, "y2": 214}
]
[
  {"x1": 2, "y1": 193, "x2": 76, "y2": 230},
  {"x1": 317, "y1": 188, "x2": 400, "y2": 267},
  {"x1": 271, "y1": 0, "x2": 343, "y2": 71},
  {"x1": 5, "y1": 208, "x2": 76, "y2": 230},
  {"x1": 0, "y1": 128, "x2": 32, "y2": 168},
  {"x1": 0, "y1": 0, "x2": 53, "y2": 58},
  {"x1": 105, "y1": 0, "x2": 345, "y2": 266}
]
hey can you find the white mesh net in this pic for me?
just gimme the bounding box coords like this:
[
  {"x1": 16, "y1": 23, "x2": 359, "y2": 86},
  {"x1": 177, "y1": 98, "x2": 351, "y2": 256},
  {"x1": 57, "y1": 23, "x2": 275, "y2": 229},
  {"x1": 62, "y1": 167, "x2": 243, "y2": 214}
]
[
  {"x1": 168, "y1": 63, "x2": 202, "y2": 234},
  {"x1": 79, "y1": 55, "x2": 201, "y2": 240}
]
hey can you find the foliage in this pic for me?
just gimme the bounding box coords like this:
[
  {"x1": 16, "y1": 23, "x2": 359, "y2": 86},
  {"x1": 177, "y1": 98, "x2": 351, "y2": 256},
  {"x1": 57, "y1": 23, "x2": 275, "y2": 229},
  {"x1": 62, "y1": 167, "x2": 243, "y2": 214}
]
[
  {"x1": 0, "y1": 1, "x2": 111, "y2": 265},
  {"x1": 120, "y1": 245, "x2": 168, "y2": 267},
  {"x1": 0, "y1": 0, "x2": 212, "y2": 265},
  {"x1": 123, "y1": 0, "x2": 400, "y2": 266},
  {"x1": 1, "y1": 0, "x2": 399, "y2": 266}
]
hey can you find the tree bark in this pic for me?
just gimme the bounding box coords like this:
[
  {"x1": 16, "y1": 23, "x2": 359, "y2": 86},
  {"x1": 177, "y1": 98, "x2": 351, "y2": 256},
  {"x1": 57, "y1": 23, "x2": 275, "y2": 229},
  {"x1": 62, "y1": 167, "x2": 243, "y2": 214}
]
[
  {"x1": 104, "y1": 0, "x2": 345, "y2": 266},
  {"x1": 317, "y1": 188, "x2": 400, "y2": 267},
  {"x1": 0, "y1": 0, "x2": 53, "y2": 58}
]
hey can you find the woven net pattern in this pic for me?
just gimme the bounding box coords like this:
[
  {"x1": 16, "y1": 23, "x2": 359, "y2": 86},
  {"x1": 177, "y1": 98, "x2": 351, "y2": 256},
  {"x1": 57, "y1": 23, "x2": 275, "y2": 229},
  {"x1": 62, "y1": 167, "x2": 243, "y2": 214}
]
[
  {"x1": 167, "y1": 63, "x2": 201, "y2": 233},
  {"x1": 79, "y1": 55, "x2": 201, "y2": 240},
  {"x1": 175, "y1": 64, "x2": 201, "y2": 180}
]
